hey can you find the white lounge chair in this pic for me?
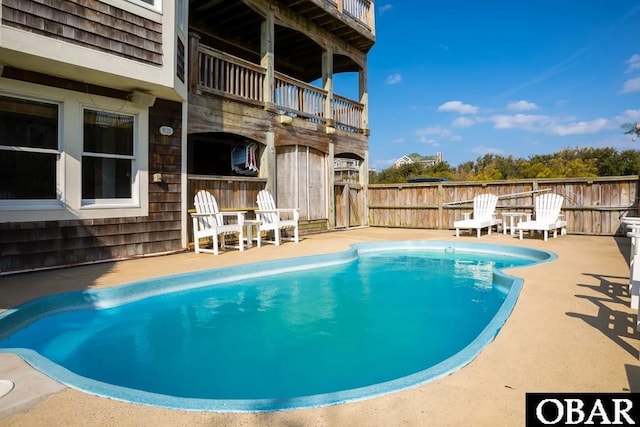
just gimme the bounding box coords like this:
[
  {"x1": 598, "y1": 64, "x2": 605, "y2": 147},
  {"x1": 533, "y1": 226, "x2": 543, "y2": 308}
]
[
  {"x1": 454, "y1": 193, "x2": 502, "y2": 238},
  {"x1": 255, "y1": 190, "x2": 299, "y2": 246},
  {"x1": 517, "y1": 193, "x2": 567, "y2": 241},
  {"x1": 191, "y1": 190, "x2": 244, "y2": 255},
  {"x1": 621, "y1": 216, "x2": 640, "y2": 310}
]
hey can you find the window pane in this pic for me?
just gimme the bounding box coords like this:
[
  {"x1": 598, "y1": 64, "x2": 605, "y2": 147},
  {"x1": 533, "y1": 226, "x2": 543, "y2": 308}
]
[
  {"x1": 84, "y1": 110, "x2": 134, "y2": 155},
  {"x1": 0, "y1": 96, "x2": 58, "y2": 149},
  {"x1": 82, "y1": 157, "x2": 132, "y2": 199},
  {"x1": 0, "y1": 151, "x2": 57, "y2": 199}
]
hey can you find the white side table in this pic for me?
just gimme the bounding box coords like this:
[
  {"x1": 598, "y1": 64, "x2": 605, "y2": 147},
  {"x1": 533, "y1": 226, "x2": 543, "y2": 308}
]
[
  {"x1": 244, "y1": 220, "x2": 262, "y2": 248},
  {"x1": 501, "y1": 212, "x2": 529, "y2": 236}
]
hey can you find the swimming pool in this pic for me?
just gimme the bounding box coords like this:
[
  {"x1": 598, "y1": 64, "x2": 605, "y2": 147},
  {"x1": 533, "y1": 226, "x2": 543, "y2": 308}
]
[{"x1": 0, "y1": 241, "x2": 555, "y2": 412}]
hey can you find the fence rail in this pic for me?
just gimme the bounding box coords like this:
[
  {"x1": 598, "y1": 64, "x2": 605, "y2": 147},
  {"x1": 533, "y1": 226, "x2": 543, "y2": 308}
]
[{"x1": 368, "y1": 176, "x2": 640, "y2": 236}]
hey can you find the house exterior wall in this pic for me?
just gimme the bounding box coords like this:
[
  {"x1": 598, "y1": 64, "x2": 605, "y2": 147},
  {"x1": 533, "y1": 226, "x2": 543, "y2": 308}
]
[
  {"x1": 0, "y1": 98, "x2": 183, "y2": 273},
  {"x1": 0, "y1": 0, "x2": 187, "y2": 100},
  {"x1": 0, "y1": 0, "x2": 186, "y2": 273}
]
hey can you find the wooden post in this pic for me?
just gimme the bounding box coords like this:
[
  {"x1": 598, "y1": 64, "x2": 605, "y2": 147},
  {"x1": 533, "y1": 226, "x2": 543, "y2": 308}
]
[
  {"x1": 359, "y1": 66, "x2": 368, "y2": 132},
  {"x1": 188, "y1": 33, "x2": 200, "y2": 94},
  {"x1": 322, "y1": 47, "x2": 334, "y2": 125},
  {"x1": 328, "y1": 140, "x2": 336, "y2": 229},
  {"x1": 261, "y1": 9, "x2": 275, "y2": 109}
]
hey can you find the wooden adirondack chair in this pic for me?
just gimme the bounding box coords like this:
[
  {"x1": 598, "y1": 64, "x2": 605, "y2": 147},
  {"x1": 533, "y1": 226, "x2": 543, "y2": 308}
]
[
  {"x1": 255, "y1": 190, "x2": 299, "y2": 247},
  {"x1": 191, "y1": 190, "x2": 244, "y2": 255},
  {"x1": 454, "y1": 193, "x2": 502, "y2": 238},
  {"x1": 517, "y1": 193, "x2": 567, "y2": 241}
]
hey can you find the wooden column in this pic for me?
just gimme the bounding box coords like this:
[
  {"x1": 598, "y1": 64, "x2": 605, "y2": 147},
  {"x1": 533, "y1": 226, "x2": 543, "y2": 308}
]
[
  {"x1": 261, "y1": 132, "x2": 276, "y2": 195},
  {"x1": 359, "y1": 66, "x2": 369, "y2": 133},
  {"x1": 261, "y1": 8, "x2": 275, "y2": 110},
  {"x1": 322, "y1": 47, "x2": 334, "y2": 126},
  {"x1": 188, "y1": 33, "x2": 200, "y2": 94},
  {"x1": 328, "y1": 139, "x2": 335, "y2": 229},
  {"x1": 323, "y1": 47, "x2": 336, "y2": 229}
]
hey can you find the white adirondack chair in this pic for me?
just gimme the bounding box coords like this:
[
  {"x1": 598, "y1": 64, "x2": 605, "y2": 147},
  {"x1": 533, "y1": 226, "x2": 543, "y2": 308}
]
[
  {"x1": 621, "y1": 216, "x2": 640, "y2": 311},
  {"x1": 191, "y1": 190, "x2": 244, "y2": 255},
  {"x1": 255, "y1": 190, "x2": 299, "y2": 247},
  {"x1": 454, "y1": 193, "x2": 502, "y2": 238},
  {"x1": 517, "y1": 193, "x2": 567, "y2": 241}
]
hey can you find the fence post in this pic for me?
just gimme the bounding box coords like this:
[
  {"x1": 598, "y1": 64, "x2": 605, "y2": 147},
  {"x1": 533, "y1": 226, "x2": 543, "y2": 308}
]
[{"x1": 438, "y1": 183, "x2": 444, "y2": 229}]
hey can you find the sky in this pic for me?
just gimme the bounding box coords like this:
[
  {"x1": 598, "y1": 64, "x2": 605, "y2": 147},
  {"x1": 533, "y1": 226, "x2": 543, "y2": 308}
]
[{"x1": 344, "y1": 1, "x2": 640, "y2": 171}]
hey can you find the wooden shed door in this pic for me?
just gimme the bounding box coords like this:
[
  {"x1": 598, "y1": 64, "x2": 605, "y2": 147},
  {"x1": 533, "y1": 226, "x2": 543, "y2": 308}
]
[{"x1": 276, "y1": 146, "x2": 327, "y2": 221}]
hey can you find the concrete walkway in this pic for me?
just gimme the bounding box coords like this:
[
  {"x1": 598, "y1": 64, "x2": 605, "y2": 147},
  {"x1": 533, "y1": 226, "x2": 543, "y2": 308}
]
[{"x1": 0, "y1": 228, "x2": 638, "y2": 426}]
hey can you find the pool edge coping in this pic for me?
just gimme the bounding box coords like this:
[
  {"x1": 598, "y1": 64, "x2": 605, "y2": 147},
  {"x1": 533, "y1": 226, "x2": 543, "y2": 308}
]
[{"x1": 0, "y1": 240, "x2": 557, "y2": 413}]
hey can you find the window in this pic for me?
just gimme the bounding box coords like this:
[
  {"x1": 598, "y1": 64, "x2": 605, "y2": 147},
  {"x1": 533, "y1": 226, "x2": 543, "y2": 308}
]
[
  {"x1": 82, "y1": 110, "x2": 135, "y2": 201},
  {"x1": 128, "y1": 0, "x2": 162, "y2": 12},
  {"x1": 0, "y1": 96, "x2": 60, "y2": 200},
  {"x1": 0, "y1": 80, "x2": 149, "y2": 222}
]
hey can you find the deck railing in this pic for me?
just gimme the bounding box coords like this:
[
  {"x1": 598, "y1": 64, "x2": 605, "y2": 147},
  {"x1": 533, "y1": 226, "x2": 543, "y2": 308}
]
[
  {"x1": 274, "y1": 73, "x2": 326, "y2": 121},
  {"x1": 197, "y1": 45, "x2": 265, "y2": 104},
  {"x1": 195, "y1": 44, "x2": 365, "y2": 131},
  {"x1": 343, "y1": 0, "x2": 373, "y2": 29},
  {"x1": 332, "y1": 94, "x2": 363, "y2": 131},
  {"x1": 326, "y1": 0, "x2": 374, "y2": 32}
]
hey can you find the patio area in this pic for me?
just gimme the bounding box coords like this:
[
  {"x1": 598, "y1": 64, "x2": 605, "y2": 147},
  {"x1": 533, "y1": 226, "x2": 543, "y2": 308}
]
[{"x1": 0, "y1": 227, "x2": 638, "y2": 426}]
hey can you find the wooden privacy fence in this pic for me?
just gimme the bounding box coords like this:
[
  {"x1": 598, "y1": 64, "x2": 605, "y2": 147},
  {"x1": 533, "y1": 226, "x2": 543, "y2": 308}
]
[{"x1": 368, "y1": 176, "x2": 640, "y2": 236}]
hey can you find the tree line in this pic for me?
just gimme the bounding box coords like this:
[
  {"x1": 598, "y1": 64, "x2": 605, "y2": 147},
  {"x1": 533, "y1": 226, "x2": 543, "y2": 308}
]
[{"x1": 369, "y1": 147, "x2": 640, "y2": 184}]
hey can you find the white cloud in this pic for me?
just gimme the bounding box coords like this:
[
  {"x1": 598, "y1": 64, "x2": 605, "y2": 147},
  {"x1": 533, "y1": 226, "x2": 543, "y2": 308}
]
[
  {"x1": 452, "y1": 116, "x2": 475, "y2": 128},
  {"x1": 490, "y1": 114, "x2": 548, "y2": 130},
  {"x1": 626, "y1": 54, "x2": 640, "y2": 73},
  {"x1": 620, "y1": 77, "x2": 640, "y2": 94},
  {"x1": 623, "y1": 109, "x2": 640, "y2": 121},
  {"x1": 548, "y1": 118, "x2": 609, "y2": 136},
  {"x1": 415, "y1": 126, "x2": 452, "y2": 143},
  {"x1": 472, "y1": 146, "x2": 504, "y2": 156},
  {"x1": 391, "y1": 138, "x2": 404, "y2": 144},
  {"x1": 506, "y1": 100, "x2": 538, "y2": 111},
  {"x1": 489, "y1": 114, "x2": 610, "y2": 136},
  {"x1": 378, "y1": 4, "x2": 393, "y2": 14},
  {"x1": 386, "y1": 73, "x2": 402, "y2": 85},
  {"x1": 436, "y1": 101, "x2": 479, "y2": 115}
]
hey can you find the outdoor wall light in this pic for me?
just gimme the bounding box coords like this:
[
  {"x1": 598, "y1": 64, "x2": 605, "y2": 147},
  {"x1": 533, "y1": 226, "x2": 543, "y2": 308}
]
[
  {"x1": 159, "y1": 126, "x2": 174, "y2": 136},
  {"x1": 278, "y1": 114, "x2": 293, "y2": 125},
  {"x1": 128, "y1": 90, "x2": 156, "y2": 107}
]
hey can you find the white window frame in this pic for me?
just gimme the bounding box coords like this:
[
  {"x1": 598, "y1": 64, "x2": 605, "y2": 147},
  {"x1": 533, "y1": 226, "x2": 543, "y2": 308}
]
[
  {"x1": 0, "y1": 95, "x2": 63, "y2": 209},
  {"x1": 126, "y1": 0, "x2": 162, "y2": 13},
  {"x1": 80, "y1": 108, "x2": 139, "y2": 208},
  {"x1": 0, "y1": 79, "x2": 149, "y2": 222}
]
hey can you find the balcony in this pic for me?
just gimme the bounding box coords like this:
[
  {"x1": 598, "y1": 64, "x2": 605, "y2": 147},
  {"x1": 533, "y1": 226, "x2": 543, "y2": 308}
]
[
  {"x1": 280, "y1": 0, "x2": 376, "y2": 47},
  {"x1": 193, "y1": 43, "x2": 365, "y2": 133}
]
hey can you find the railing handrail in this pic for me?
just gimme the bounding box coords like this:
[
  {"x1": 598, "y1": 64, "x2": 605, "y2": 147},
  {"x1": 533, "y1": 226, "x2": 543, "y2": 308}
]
[
  {"x1": 196, "y1": 45, "x2": 365, "y2": 131},
  {"x1": 325, "y1": 0, "x2": 374, "y2": 33},
  {"x1": 198, "y1": 45, "x2": 267, "y2": 74},
  {"x1": 333, "y1": 93, "x2": 364, "y2": 109},
  {"x1": 274, "y1": 72, "x2": 327, "y2": 98}
]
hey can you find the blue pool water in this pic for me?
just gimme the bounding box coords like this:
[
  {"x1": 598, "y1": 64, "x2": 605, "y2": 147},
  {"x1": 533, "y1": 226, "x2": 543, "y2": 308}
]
[{"x1": 0, "y1": 241, "x2": 555, "y2": 412}]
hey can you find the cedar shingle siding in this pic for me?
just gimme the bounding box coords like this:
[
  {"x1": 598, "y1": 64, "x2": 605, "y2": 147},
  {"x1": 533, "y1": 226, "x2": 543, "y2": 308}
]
[
  {"x1": 2, "y1": 0, "x2": 162, "y2": 65},
  {"x1": 0, "y1": 99, "x2": 183, "y2": 273}
]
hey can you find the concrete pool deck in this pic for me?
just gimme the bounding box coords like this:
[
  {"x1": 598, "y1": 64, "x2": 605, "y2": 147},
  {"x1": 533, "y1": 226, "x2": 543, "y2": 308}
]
[{"x1": 0, "y1": 228, "x2": 638, "y2": 426}]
